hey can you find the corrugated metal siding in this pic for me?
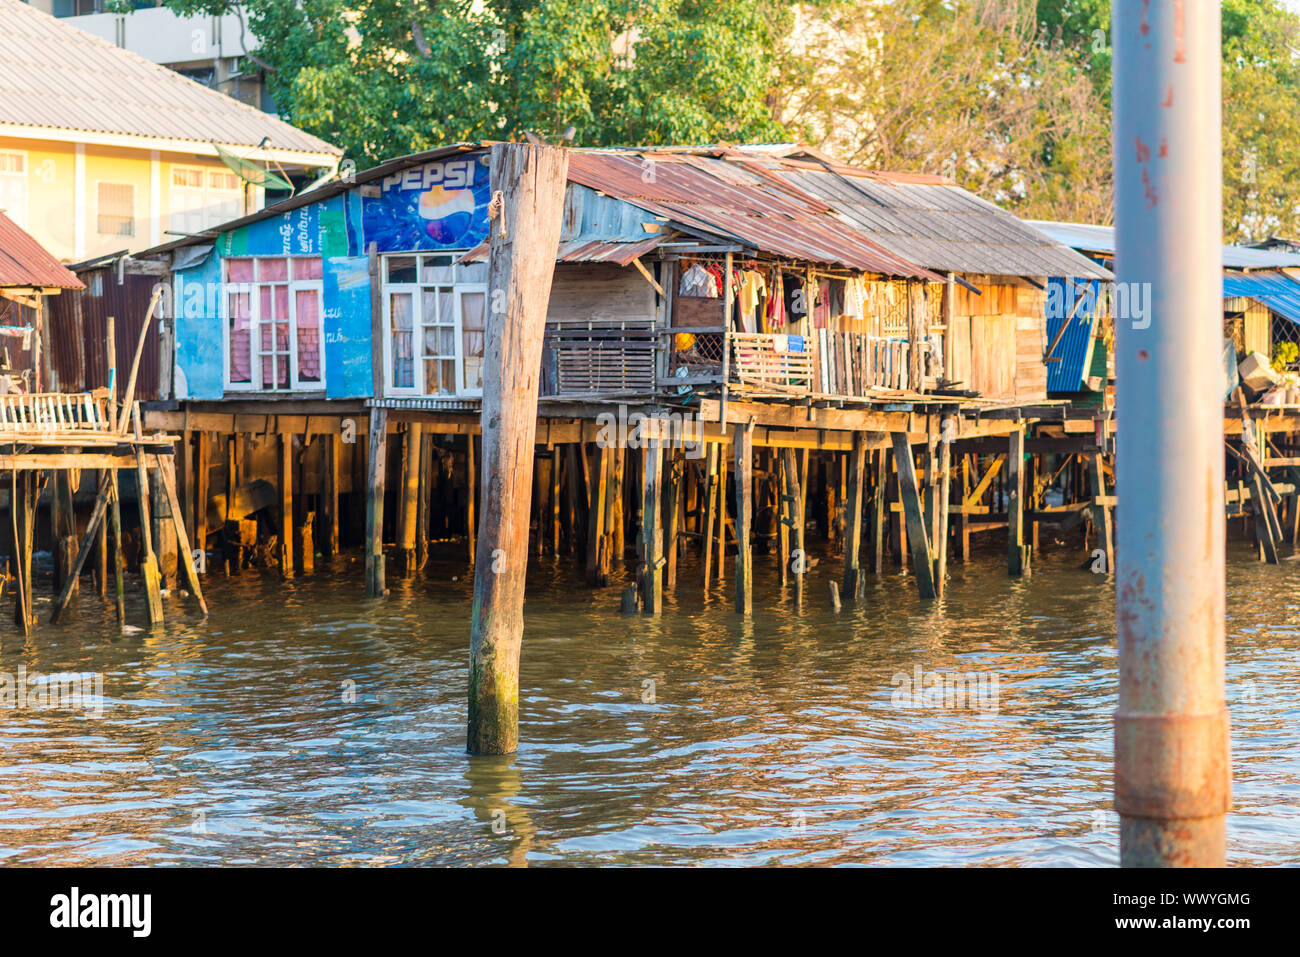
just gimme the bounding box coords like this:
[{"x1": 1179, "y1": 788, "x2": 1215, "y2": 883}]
[
  {"x1": 1222, "y1": 271, "x2": 1300, "y2": 325},
  {"x1": 46, "y1": 266, "x2": 160, "y2": 398},
  {"x1": 0, "y1": 0, "x2": 339, "y2": 159},
  {"x1": 1045, "y1": 278, "x2": 1099, "y2": 392},
  {"x1": 0, "y1": 211, "x2": 83, "y2": 288}
]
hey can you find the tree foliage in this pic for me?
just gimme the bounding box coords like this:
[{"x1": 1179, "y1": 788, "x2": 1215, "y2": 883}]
[{"x1": 146, "y1": 0, "x2": 1300, "y2": 240}]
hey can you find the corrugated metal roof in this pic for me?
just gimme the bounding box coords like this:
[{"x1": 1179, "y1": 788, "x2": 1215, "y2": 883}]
[
  {"x1": 460, "y1": 232, "x2": 669, "y2": 266},
  {"x1": 0, "y1": 211, "x2": 83, "y2": 288},
  {"x1": 1223, "y1": 271, "x2": 1300, "y2": 325},
  {"x1": 0, "y1": 0, "x2": 339, "y2": 159},
  {"x1": 763, "y1": 160, "x2": 1111, "y2": 279},
  {"x1": 1029, "y1": 220, "x2": 1300, "y2": 270},
  {"x1": 564, "y1": 149, "x2": 939, "y2": 278}
]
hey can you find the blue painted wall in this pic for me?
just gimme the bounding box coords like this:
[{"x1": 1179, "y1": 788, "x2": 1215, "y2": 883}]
[{"x1": 172, "y1": 151, "x2": 491, "y2": 401}]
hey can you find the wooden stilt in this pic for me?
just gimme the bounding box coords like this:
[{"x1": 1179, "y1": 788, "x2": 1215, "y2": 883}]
[
  {"x1": 550, "y1": 445, "x2": 562, "y2": 555},
  {"x1": 1090, "y1": 452, "x2": 1115, "y2": 573},
  {"x1": 466, "y1": 141, "x2": 568, "y2": 755},
  {"x1": 586, "y1": 444, "x2": 610, "y2": 586},
  {"x1": 108, "y1": 471, "x2": 125, "y2": 623},
  {"x1": 934, "y1": 430, "x2": 951, "y2": 596},
  {"x1": 843, "y1": 431, "x2": 866, "y2": 601},
  {"x1": 95, "y1": 469, "x2": 108, "y2": 596},
  {"x1": 294, "y1": 435, "x2": 314, "y2": 576},
  {"x1": 466, "y1": 431, "x2": 477, "y2": 564},
  {"x1": 277, "y1": 433, "x2": 294, "y2": 579},
  {"x1": 702, "y1": 443, "x2": 717, "y2": 585},
  {"x1": 871, "y1": 448, "x2": 886, "y2": 575},
  {"x1": 960, "y1": 454, "x2": 972, "y2": 562},
  {"x1": 892, "y1": 432, "x2": 937, "y2": 599},
  {"x1": 781, "y1": 446, "x2": 805, "y2": 610},
  {"x1": 777, "y1": 452, "x2": 790, "y2": 586},
  {"x1": 11, "y1": 470, "x2": 30, "y2": 634},
  {"x1": 416, "y1": 431, "x2": 432, "y2": 569},
  {"x1": 564, "y1": 444, "x2": 581, "y2": 557},
  {"x1": 734, "y1": 425, "x2": 754, "y2": 615},
  {"x1": 134, "y1": 437, "x2": 165, "y2": 627},
  {"x1": 322, "y1": 430, "x2": 340, "y2": 559},
  {"x1": 194, "y1": 434, "x2": 209, "y2": 572},
  {"x1": 714, "y1": 448, "x2": 727, "y2": 583},
  {"x1": 365, "y1": 406, "x2": 388, "y2": 597},
  {"x1": 399, "y1": 423, "x2": 422, "y2": 573},
  {"x1": 151, "y1": 455, "x2": 180, "y2": 589},
  {"x1": 664, "y1": 450, "x2": 681, "y2": 590},
  {"x1": 153, "y1": 454, "x2": 208, "y2": 615},
  {"x1": 1008, "y1": 427, "x2": 1028, "y2": 577},
  {"x1": 641, "y1": 439, "x2": 663, "y2": 615}
]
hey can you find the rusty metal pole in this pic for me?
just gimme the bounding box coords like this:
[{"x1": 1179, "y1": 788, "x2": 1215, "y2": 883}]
[{"x1": 1113, "y1": 0, "x2": 1230, "y2": 866}]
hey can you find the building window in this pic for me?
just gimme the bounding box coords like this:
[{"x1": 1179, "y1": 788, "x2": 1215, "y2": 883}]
[
  {"x1": 0, "y1": 151, "x2": 26, "y2": 229},
  {"x1": 170, "y1": 166, "x2": 243, "y2": 236},
  {"x1": 96, "y1": 182, "x2": 135, "y2": 237},
  {"x1": 223, "y1": 256, "x2": 324, "y2": 392},
  {"x1": 382, "y1": 253, "x2": 488, "y2": 397}
]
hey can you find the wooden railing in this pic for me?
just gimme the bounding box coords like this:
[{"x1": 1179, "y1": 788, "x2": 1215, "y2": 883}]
[
  {"x1": 546, "y1": 327, "x2": 658, "y2": 397},
  {"x1": 729, "y1": 331, "x2": 933, "y2": 397},
  {"x1": 0, "y1": 392, "x2": 114, "y2": 435}
]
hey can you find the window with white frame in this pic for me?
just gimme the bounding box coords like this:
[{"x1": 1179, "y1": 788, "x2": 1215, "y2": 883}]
[
  {"x1": 170, "y1": 166, "x2": 243, "y2": 235},
  {"x1": 382, "y1": 253, "x2": 488, "y2": 397},
  {"x1": 97, "y1": 182, "x2": 135, "y2": 237},
  {"x1": 0, "y1": 151, "x2": 27, "y2": 229},
  {"x1": 223, "y1": 256, "x2": 324, "y2": 392}
]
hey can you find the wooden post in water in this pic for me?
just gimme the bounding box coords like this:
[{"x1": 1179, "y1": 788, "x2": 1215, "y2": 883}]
[
  {"x1": 734, "y1": 424, "x2": 754, "y2": 615},
  {"x1": 640, "y1": 436, "x2": 663, "y2": 615},
  {"x1": 322, "y1": 431, "x2": 340, "y2": 559},
  {"x1": 194, "y1": 433, "x2": 209, "y2": 571},
  {"x1": 466, "y1": 431, "x2": 477, "y2": 565},
  {"x1": 871, "y1": 448, "x2": 886, "y2": 575},
  {"x1": 278, "y1": 433, "x2": 294, "y2": 579},
  {"x1": 586, "y1": 445, "x2": 610, "y2": 586},
  {"x1": 781, "y1": 446, "x2": 805, "y2": 610},
  {"x1": 1007, "y1": 426, "x2": 1027, "y2": 577},
  {"x1": 891, "y1": 432, "x2": 937, "y2": 599},
  {"x1": 702, "y1": 443, "x2": 717, "y2": 584},
  {"x1": 467, "y1": 142, "x2": 568, "y2": 756},
  {"x1": 664, "y1": 451, "x2": 681, "y2": 590},
  {"x1": 934, "y1": 424, "x2": 952, "y2": 596},
  {"x1": 399, "y1": 423, "x2": 422, "y2": 573},
  {"x1": 843, "y1": 431, "x2": 867, "y2": 601},
  {"x1": 365, "y1": 407, "x2": 388, "y2": 597}
]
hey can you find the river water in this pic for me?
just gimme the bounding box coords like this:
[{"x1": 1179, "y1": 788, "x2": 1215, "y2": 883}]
[{"x1": 0, "y1": 540, "x2": 1296, "y2": 867}]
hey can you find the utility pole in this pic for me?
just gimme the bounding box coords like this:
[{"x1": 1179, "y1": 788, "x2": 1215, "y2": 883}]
[{"x1": 1113, "y1": 0, "x2": 1231, "y2": 866}]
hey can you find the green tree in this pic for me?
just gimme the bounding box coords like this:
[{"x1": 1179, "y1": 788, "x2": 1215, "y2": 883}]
[
  {"x1": 1038, "y1": 0, "x2": 1300, "y2": 240},
  {"x1": 143, "y1": 0, "x2": 795, "y2": 164}
]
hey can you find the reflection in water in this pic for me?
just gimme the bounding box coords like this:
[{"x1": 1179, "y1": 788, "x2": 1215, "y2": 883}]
[{"x1": 0, "y1": 540, "x2": 1296, "y2": 866}]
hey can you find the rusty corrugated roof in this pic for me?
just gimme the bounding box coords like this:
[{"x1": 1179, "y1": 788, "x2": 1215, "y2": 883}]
[
  {"x1": 0, "y1": 211, "x2": 83, "y2": 289},
  {"x1": 565, "y1": 149, "x2": 939, "y2": 279},
  {"x1": 0, "y1": 0, "x2": 339, "y2": 160}
]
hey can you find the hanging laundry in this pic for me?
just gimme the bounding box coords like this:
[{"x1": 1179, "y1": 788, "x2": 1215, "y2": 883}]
[
  {"x1": 679, "y1": 262, "x2": 718, "y2": 298},
  {"x1": 767, "y1": 270, "x2": 786, "y2": 327},
  {"x1": 784, "y1": 274, "x2": 808, "y2": 325},
  {"x1": 812, "y1": 278, "x2": 832, "y2": 328},
  {"x1": 737, "y1": 270, "x2": 766, "y2": 334},
  {"x1": 842, "y1": 276, "x2": 866, "y2": 321}
]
